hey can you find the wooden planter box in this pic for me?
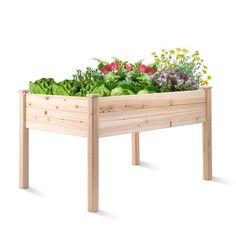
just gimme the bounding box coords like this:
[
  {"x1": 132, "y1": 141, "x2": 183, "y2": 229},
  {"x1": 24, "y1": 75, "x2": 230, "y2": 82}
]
[{"x1": 19, "y1": 87, "x2": 212, "y2": 212}]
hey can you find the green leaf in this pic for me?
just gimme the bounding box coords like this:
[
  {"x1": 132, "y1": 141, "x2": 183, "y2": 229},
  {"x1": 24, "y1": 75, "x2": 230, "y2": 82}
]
[
  {"x1": 90, "y1": 84, "x2": 110, "y2": 96},
  {"x1": 29, "y1": 78, "x2": 55, "y2": 94},
  {"x1": 137, "y1": 89, "x2": 149, "y2": 94},
  {"x1": 52, "y1": 83, "x2": 70, "y2": 96},
  {"x1": 118, "y1": 81, "x2": 136, "y2": 92},
  {"x1": 146, "y1": 85, "x2": 159, "y2": 93},
  {"x1": 110, "y1": 87, "x2": 135, "y2": 96}
]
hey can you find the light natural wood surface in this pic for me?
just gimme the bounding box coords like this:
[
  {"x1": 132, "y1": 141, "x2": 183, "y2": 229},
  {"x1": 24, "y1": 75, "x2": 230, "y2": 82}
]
[
  {"x1": 26, "y1": 93, "x2": 88, "y2": 136},
  {"x1": 19, "y1": 90, "x2": 29, "y2": 188},
  {"x1": 99, "y1": 90, "x2": 205, "y2": 112},
  {"x1": 27, "y1": 107, "x2": 88, "y2": 122},
  {"x1": 87, "y1": 94, "x2": 99, "y2": 212},
  {"x1": 203, "y1": 87, "x2": 212, "y2": 180},
  {"x1": 99, "y1": 110, "x2": 205, "y2": 137},
  {"x1": 100, "y1": 103, "x2": 205, "y2": 121},
  {"x1": 26, "y1": 114, "x2": 87, "y2": 136},
  {"x1": 19, "y1": 88, "x2": 212, "y2": 213},
  {"x1": 26, "y1": 93, "x2": 88, "y2": 112},
  {"x1": 132, "y1": 132, "x2": 140, "y2": 165},
  {"x1": 25, "y1": 90, "x2": 206, "y2": 138},
  {"x1": 98, "y1": 90, "x2": 206, "y2": 137}
]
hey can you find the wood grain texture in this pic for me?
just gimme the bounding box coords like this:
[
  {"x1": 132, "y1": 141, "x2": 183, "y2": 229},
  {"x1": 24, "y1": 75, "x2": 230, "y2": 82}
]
[
  {"x1": 202, "y1": 87, "x2": 212, "y2": 180},
  {"x1": 98, "y1": 90, "x2": 206, "y2": 137},
  {"x1": 26, "y1": 93, "x2": 88, "y2": 112},
  {"x1": 100, "y1": 103, "x2": 205, "y2": 121},
  {"x1": 26, "y1": 93, "x2": 88, "y2": 136},
  {"x1": 99, "y1": 110, "x2": 206, "y2": 137},
  {"x1": 26, "y1": 114, "x2": 87, "y2": 135},
  {"x1": 25, "y1": 90, "x2": 206, "y2": 138},
  {"x1": 26, "y1": 121, "x2": 88, "y2": 136},
  {"x1": 132, "y1": 132, "x2": 140, "y2": 165},
  {"x1": 26, "y1": 107, "x2": 88, "y2": 122},
  {"x1": 99, "y1": 90, "x2": 205, "y2": 113},
  {"x1": 19, "y1": 90, "x2": 29, "y2": 188},
  {"x1": 87, "y1": 94, "x2": 99, "y2": 212}
]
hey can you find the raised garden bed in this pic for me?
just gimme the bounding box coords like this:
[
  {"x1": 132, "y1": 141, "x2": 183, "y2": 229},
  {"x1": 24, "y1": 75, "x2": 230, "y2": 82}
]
[{"x1": 19, "y1": 86, "x2": 212, "y2": 212}]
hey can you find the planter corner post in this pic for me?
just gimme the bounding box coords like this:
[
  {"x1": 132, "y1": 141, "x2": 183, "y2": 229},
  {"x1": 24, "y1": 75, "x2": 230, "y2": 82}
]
[
  {"x1": 202, "y1": 87, "x2": 212, "y2": 180},
  {"x1": 87, "y1": 94, "x2": 99, "y2": 212},
  {"x1": 132, "y1": 132, "x2": 140, "y2": 165},
  {"x1": 19, "y1": 90, "x2": 29, "y2": 189}
]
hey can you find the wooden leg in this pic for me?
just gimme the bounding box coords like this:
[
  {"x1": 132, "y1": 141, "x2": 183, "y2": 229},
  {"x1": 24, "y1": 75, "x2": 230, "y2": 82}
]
[
  {"x1": 19, "y1": 90, "x2": 29, "y2": 188},
  {"x1": 203, "y1": 87, "x2": 212, "y2": 180},
  {"x1": 87, "y1": 94, "x2": 99, "y2": 212},
  {"x1": 132, "y1": 132, "x2": 140, "y2": 165}
]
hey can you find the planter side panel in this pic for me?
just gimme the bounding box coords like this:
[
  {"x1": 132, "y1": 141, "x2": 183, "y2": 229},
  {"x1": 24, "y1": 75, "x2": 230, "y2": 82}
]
[
  {"x1": 99, "y1": 90, "x2": 206, "y2": 137},
  {"x1": 26, "y1": 94, "x2": 88, "y2": 136}
]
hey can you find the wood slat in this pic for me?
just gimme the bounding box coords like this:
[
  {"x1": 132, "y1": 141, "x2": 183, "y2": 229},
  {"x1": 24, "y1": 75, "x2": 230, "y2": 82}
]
[
  {"x1": 26, "y1": 93, "x2": 88, "y2": 112},
  {"x1": 26, "y1": 122, "x2": 87, "y2": 136},
  {"x1": 99, "y1": 110, "x2": 206, "y2": 137},
  {"x1": 26, "y1": 114, "x2": 87, "y2": 136},
  {"x1": 99, "y1": 90, "x2": 205, "y2": 113},
  {"x1": 99, "y1": 103, "x2": 205, "y2": 121},
  {"x1": 26, "y1": 107, "x2": 88, "y2": 122}
]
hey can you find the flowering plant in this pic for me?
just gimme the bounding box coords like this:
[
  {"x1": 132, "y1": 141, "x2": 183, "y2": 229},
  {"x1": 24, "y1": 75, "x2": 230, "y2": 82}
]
[
  {"x1": 151, "y1": 48, "x2": 211, "y2": 92},
  {"x1": 93, "y1": 57, "x2": 158, "y2": 95},
  {"x1": 29, "y1": 49, "x2": 212, "y2": 96}
]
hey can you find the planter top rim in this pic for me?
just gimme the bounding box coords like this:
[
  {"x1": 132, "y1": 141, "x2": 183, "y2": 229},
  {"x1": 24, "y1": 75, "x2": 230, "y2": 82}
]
[{"x1": 19, "y1": 86, "x2": 212, "y2": 99}]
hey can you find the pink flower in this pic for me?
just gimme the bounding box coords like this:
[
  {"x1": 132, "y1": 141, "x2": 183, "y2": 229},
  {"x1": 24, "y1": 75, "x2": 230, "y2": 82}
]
[
  {"x1": 102, "y1": 64, "x2": 111, "y2": 75},
  {"x1": 110, "y1": 62, "x2": 120, "y2": 71},
  {"x1": 125, "y1": 64, "x2": 132, "y2": 72},
  {"x1": 102, "y1": 67, "x2": 108, "y2": 75},
  {"x1": 146, "y1": 66, "x2": 154, "y2": 75},
  {"x1": 137, "y1": 64, "x2": 147, "y2": 73}
]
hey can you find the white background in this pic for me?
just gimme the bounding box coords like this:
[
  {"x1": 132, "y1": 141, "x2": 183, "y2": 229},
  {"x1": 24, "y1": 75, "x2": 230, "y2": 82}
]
[{"x1": 0, "y1": 0, "x2": 236, "y2": 235}]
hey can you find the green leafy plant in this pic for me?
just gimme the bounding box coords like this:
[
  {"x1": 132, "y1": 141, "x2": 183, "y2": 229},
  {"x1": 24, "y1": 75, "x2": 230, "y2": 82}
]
[
  {"x1": 72, "y1": 67, "x2": 104, "y2": 96},
  {"x1": 52, "y1": 79, "x2": 80, "y2": 96},
  {"x1": 29, "y1": 78, "x2": 54, "y2": 94},
  {"x1": 29, "y1": 51, "x2": 212, "y2": 96},
  {"x1": 91, "y1": 84, "x2": 111, "y2": 96},
  {"x1": 94, "y1": 57, "x2": 156, "y2": 94}
]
